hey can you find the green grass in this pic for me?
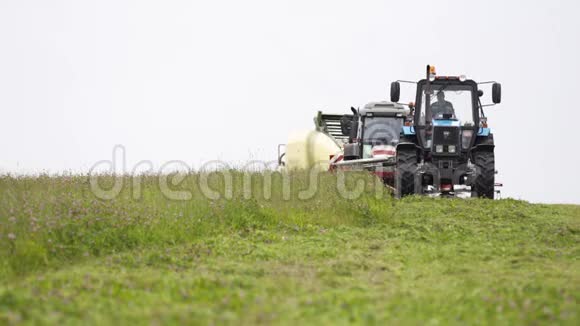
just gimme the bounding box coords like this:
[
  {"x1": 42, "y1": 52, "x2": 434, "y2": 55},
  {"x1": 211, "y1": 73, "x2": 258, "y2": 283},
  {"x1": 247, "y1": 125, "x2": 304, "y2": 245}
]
[{"x1": 0, "y1": 172, "x2": 578, "y2": 325}]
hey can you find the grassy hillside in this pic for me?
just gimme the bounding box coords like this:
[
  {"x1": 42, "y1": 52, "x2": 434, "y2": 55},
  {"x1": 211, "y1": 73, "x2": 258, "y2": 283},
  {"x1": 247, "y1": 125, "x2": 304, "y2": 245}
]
[{"x1": 0, "y1": 172, "x2": 578, "y2": 325}]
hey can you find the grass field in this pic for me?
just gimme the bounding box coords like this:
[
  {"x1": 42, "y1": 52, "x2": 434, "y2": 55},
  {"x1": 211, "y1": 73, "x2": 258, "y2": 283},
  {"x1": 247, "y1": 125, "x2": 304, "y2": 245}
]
[{"x1": 0, "y1": 172, "x2": 578, "y2": 325}]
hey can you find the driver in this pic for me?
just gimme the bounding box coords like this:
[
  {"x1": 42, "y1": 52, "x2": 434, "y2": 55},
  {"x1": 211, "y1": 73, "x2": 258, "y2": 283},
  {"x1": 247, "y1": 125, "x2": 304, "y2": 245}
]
[{"x1": 431, "y1": 91, "x2": 455, "y2": 119}]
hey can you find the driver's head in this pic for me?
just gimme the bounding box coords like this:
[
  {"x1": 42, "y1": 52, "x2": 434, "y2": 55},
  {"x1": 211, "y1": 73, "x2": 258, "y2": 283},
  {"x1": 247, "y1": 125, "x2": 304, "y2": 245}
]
[{"x1": 437, "y1": 91, "x2": 445, "y2": 101}]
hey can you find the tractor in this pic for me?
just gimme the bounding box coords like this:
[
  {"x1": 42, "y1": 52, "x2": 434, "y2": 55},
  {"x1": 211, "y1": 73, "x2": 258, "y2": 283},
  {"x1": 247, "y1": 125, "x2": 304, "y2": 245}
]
[
  {"x1": 332, "y1": 102, "x2": 409, "y2": 186},
  {"x1": 278, "y1": 102, "x2": 408, "y2": 187},
  {"x1": 389, "y1": 65, "x2": 502, "y2": 198}
]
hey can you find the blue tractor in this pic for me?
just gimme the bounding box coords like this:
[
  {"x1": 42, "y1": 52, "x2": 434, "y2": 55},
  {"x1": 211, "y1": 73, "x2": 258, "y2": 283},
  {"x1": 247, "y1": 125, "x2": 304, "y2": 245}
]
[{"x1": 390, "y1": 65, "x2": 502, "y2": 198}]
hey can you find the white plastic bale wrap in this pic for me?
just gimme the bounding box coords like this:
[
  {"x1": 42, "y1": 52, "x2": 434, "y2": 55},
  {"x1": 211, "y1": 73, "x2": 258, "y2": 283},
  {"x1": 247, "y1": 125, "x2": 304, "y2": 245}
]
[{"x1": 284, "y1": 130, "x2": 341, "y2": 171}]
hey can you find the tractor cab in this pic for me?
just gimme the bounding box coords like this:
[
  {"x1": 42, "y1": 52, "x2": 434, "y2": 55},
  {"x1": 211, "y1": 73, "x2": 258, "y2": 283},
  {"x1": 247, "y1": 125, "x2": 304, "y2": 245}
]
[
  {"x1": 340, "y1": 101, "x2": 408, "y2": 160},
  {"x1": 414, "y1": 78, "x2": 480, "y2": 156}
]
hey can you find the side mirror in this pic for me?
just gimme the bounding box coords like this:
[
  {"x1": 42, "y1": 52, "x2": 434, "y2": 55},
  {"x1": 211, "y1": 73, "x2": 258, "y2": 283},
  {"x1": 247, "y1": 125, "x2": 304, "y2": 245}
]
[
  {"x1": 340, "y1": 115, "x2": 352, "y2": 136},
  {"x1": 492, "y1": 83, "x2": 501, "y2": 104},
  {"x1": 349, "y1": 120, "x2": 358, "y2": 142},
  {"x1": 390, "y1": 81, "x2": 400, "y2": 103},
  {"x1": 478, "y1": 90, "x2": 484, "y2": 97}
]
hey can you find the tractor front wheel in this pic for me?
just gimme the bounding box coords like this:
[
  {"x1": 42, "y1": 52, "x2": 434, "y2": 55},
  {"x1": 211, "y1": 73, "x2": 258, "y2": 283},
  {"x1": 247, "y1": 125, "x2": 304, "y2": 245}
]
[
  {"x1": 472, "y1": 150, "x2": 495, "y2": 199},
  {"x1": 395, "y1": 149, "x2": 417, "y2": 198}
]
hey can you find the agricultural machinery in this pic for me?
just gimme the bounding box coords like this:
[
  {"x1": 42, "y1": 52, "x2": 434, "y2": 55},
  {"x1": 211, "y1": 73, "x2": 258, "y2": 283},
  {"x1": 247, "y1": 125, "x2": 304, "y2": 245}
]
[
  {"x1": 388, "y1": 65, "x2": 501, "y2": 198},
  {"x1": 278, "y1": 65, "x2": 502, "y2": 198}
]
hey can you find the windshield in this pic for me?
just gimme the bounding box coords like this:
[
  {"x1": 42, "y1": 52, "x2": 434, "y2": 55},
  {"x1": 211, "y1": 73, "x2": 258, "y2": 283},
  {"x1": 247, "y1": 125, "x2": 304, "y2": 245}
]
[
  {"x1": 418, "y1": 84, "x2": 475, "y2": 126},
  {"x1": 362, "y1": 116, "x2": 403, "y2": 145}
]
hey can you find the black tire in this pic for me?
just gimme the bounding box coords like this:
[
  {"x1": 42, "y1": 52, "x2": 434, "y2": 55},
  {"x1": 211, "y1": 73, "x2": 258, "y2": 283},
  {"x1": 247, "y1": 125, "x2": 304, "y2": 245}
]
[
  {"x1": 395, "y1": 149, "x2": 417, "y2": 198},
  {"x1": 472, "y1": 151, "x2": 495, "y2": 199},
  {"x1": 390, "y1": 81, "x2": 401, "y2": 102}
]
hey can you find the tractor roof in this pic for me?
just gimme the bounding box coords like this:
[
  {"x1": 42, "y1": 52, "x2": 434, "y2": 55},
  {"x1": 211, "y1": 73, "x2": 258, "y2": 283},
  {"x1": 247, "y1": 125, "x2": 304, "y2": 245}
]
[{"x1": 360, "y1": 101, "x2": 409, "y2": 116}]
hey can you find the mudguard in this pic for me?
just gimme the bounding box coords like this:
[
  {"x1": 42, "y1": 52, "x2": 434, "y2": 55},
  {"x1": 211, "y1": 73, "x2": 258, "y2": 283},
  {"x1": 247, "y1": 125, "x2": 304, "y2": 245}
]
[
  {"x1": 472, "y1": 134, "x2": 495, "y2": 152},
  {"x1": 396, "y1": 141, "x2": 421, "y2": 153}
]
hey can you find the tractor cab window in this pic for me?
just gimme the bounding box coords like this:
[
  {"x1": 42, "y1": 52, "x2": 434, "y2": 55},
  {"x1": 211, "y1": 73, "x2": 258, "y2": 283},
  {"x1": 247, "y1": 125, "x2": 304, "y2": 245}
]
[
  {"x1": 361, "y1": 116, "x2": 403, "y2": 158},
  {"x1": 418, "y1": 85, "x2": 475, "y2": 126},
  {"x1": 362, "y1": 116, "x2": 403, "y2": 145}
]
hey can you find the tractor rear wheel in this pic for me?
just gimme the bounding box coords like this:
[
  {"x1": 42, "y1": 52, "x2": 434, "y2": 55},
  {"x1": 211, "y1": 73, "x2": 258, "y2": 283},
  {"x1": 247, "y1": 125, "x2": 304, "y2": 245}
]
[
  {"x1": 472, "y1": 150, "x2": 495, "y2": 199},
  {"x1": 395, "y1": 149, "x2": 417, "y2": 198}
]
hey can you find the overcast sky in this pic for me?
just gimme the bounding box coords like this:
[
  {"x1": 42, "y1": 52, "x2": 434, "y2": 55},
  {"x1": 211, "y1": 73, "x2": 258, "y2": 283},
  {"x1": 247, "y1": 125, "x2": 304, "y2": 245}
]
[{"x1": 1, "y1": 0, "x2": 579, "y2": 204}]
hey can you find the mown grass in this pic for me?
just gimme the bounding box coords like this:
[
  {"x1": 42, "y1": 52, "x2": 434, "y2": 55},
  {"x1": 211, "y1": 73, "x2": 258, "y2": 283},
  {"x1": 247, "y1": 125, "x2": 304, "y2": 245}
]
[{"x1": 0, "y1": 172, "x2": 578, "y2": 325}]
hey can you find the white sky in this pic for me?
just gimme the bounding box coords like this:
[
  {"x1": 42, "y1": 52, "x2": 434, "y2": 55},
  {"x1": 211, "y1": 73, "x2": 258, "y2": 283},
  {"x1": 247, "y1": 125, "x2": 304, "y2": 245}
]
[{"x1": 1, "y1": 0, "x2": 579, "y2": 204}]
